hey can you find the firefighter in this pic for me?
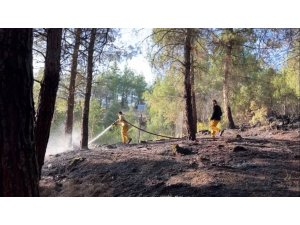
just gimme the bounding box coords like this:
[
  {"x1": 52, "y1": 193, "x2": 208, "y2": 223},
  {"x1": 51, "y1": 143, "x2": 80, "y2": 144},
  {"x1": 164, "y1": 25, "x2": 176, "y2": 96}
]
[
  {"x1": 114, "y1": 111, "x2": 132, "y2": 144},
  {"x1": 210, "y1": 100, "x2": 224, "y2": 138}
]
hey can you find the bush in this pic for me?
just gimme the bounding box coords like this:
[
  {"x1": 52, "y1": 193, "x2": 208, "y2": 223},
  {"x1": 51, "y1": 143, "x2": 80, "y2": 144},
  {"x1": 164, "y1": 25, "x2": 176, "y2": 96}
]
[
  {"x1": 197, "y1": 121, "x2": 209, "y2": 131},
  {"x1": 250, "y1": 106, "x2": 268, "y2": 126}
]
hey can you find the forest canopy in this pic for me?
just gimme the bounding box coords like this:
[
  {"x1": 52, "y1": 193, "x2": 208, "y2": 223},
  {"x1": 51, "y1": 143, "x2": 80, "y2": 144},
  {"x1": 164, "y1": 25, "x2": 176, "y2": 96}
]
[{"x1": 32, "y1": 28, "x2": 299, "y2": 147}]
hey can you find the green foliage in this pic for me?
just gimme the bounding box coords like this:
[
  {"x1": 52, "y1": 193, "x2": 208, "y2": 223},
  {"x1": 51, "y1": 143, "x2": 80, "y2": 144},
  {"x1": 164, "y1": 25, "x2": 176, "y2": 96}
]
[
  {"x1": 143, "y1": 73, "x2": 183, "y2": 138},
  {"x1": 197, "y1": 122, "x2": 209, "y2": 131},
  {"x1": 249, "y1": 101, "x2": 268, "y2": 126},
  {"x1": 281, "y1": 54, "x2": 300, "y2": 98},
  {"x1": 89, "y1": 99, "x2": 105, "y2": 137},
  {"x1": 231, "y1": 67, "x2": 276, "y2": 122},
  {"x1": 102, "y1": 100, "x2": 122, "y2": 127},
  {"x1": 94, "y1": 63, "x2": 148, "y2": 109},
  {"x1": 144, "y1": 75, "x2": 183, "y2": 123}
]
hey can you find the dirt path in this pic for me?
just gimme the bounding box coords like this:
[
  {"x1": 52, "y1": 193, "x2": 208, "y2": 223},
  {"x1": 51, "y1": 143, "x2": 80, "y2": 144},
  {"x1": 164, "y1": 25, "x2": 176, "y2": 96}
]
[{"x1": 40, "y1": 129, "x2": 300, "y2": 196}]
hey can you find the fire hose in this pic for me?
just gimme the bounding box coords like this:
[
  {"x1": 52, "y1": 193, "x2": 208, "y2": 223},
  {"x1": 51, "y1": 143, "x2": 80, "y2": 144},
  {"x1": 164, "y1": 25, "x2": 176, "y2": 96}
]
[
  {"x1": 88, "y1": 120, "x2": 181, "y2": 145},
  {"x1": 126, "y1": 121, "x2": 181, "y2": 140}
]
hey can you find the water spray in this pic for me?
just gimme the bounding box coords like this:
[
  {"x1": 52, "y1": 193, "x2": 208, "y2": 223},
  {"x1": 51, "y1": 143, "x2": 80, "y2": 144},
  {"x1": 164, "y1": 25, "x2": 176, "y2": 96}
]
[{"x1": 88, "y1": 122, "x2": 116, "y2": 145}]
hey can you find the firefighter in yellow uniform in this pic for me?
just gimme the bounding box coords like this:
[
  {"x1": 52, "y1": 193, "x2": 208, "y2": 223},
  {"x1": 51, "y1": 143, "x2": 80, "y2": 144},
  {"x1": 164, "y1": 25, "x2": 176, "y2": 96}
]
[
  {"x1": 114, "y1": 111, "x2": 132, "y2": 144},
  {"x1": 210, "y1": 100, "x2": 224, "y2": 138}
]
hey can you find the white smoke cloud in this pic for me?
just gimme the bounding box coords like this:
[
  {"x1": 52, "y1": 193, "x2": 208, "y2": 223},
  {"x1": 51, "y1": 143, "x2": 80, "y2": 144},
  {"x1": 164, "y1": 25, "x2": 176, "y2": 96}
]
[{"x1": 46, "y1": 125, "x2": 81, "y2": 155}]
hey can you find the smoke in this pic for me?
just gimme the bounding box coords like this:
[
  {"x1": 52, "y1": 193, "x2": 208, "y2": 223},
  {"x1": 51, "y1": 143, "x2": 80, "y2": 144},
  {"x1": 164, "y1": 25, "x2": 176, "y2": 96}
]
[
  {"x1": 71, "y1": 128, "x2": 81, "y2": 149},
  {"x1": 46, "y1": 125, "x2": 81, "y2": 156}
]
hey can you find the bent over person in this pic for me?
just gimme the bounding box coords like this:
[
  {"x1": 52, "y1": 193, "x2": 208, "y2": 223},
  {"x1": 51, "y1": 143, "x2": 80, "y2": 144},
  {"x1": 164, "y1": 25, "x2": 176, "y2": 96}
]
[
  {"x1": 210, "y1": 100, "x2": 224, "y2": 138},
  {"x1": 114, "y1": 111, "x2": 132, "y2": 144}
]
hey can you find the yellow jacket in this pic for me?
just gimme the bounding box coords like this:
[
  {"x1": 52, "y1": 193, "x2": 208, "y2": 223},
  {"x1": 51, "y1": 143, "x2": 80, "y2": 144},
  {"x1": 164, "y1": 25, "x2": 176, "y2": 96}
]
[{"x1": 117, "y1": 115, "x2": 129, "y2": 127}]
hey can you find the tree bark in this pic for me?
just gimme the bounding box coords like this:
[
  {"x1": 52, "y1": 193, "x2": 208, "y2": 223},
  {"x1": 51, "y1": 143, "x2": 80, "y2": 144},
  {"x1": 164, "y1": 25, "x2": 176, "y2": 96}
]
[
  {"x1": 65, "y1": 28, "x2": 81, "y2": 147},
  {"x1": 0, "y1": 29, "x2": 39, "y2": 196},
  {"x1": 183, "y1": 29, "x2": 196, "y2": 140},
  {"x1": 81, "y1": 29, "x2": 96, "y2": 149},
  {"x1": 223, "y1": 36, "x2": 235, "y2": 129},
  {"x1": 35, "y1": 29, "x2": 62, "y2": 174},
  {"x1": 191, "y1": 52, "x2": 197, "y2": 133}
]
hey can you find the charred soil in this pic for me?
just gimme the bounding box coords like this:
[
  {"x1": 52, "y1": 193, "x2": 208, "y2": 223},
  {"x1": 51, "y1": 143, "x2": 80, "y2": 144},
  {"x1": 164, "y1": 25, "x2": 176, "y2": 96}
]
[{"x1": 40, "y1": 127, "x2": 300, "y2": 197}]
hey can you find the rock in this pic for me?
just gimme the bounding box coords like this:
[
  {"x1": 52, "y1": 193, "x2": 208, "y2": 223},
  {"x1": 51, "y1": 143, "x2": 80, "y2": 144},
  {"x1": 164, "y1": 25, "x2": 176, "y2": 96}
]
[
  {"x1": 69, "y1": 157, "x2": 86, "y2": 167},
  {"x1": 106, "y1": 144, "x2": 117, "y2": 149},
  {"x1": 233, "y1": 146, "x2": 247, "y2": 152},
  {"x1": 236, "y1": 134, "x2": 242, "y2": 139},
  {"x1": 171, "y1": 144, "x2": 192, "y2": 155},
  {"x1": 47, "y1": 164, "x2": 52, "y2": 169}
]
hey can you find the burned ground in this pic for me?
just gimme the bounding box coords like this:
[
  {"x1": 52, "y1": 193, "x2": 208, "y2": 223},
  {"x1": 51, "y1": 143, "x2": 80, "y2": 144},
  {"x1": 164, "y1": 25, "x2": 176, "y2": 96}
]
[{"x1": 40, "y1": 127, "x2": 300, "y2": 197}]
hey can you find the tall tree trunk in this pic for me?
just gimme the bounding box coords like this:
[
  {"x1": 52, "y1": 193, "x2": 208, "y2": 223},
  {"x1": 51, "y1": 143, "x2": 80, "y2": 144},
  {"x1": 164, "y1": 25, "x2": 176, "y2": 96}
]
[
  {"x1": 65, "y1": 28, "x2": 81, "y2": 147},
  {"x1": 81, "y1": 29, "x2": 96, "y2": 149},
  {"x1": 183, "y1": 29, "x2": 196, "y2": 140},
  {"x1": 223, "y1": 40, "x2": 235, "y2": 129},
  {"x1": 191, "y1": 53, "x2": 197, "y2": 133},
  {"x1": 121, "y1": 94, "x2": 126, "y2": 108},
  {"x1": 35, "y1": 29, "x2": 62, "y2": 174},
  {"x1": 0, "y1": 29, "x2": 39, "y2": 196}
]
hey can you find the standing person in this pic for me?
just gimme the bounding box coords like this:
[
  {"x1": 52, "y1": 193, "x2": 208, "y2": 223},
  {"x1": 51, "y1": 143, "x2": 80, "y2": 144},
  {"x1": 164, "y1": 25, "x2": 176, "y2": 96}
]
[
  {"x1": 210, "y1": 100, "x2": 224, "y2": 138},
  {"x1": 114, "y1": 111, "x2": 132, "y2": 144}
]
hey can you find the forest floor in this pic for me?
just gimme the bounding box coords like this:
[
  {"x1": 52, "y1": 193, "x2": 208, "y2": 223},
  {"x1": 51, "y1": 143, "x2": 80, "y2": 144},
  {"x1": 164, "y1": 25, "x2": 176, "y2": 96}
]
[{"x1": 40, "y1": 126, "x2": 300, "y2": 197}]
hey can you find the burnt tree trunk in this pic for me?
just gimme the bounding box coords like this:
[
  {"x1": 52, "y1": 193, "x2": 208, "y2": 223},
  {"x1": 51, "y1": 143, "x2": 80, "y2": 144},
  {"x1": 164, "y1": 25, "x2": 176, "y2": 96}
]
[
  {"x1": 65, "y1": 28, "x2": 82, "y2": 147},
  {"x1": 35, "y1": 29, "x2": 62, "y2": 174},
  {"x1": 183, "y1": 29, "x2": 196, "y2": 140},
  {"x1": 0, "y1": 29, "x2": 39, "y2": 196},
  {"x1": 223, "y1": 34, "x2": 235, "y2": 129},
  {"x1": 81, "y1": 29, "x2": 96, "y2": 149}
]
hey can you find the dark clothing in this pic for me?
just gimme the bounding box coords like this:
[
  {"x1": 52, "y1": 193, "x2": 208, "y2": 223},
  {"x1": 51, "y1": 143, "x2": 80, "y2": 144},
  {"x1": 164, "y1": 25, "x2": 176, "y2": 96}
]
[{"x1": 211, "y1": 105, "x2": 222, "y2": 120}]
